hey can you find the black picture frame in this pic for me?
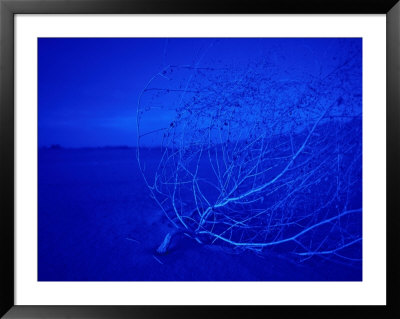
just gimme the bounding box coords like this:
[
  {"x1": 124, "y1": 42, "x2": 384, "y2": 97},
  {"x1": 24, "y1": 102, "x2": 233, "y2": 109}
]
[{"x1": 1, "y1": 0, "x2": 399, "y2": 318}]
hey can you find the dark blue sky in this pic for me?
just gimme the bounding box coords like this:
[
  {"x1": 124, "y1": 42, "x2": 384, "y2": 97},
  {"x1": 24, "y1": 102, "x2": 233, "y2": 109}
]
[{"x1": 38, "y1": 38, "x2": 360, "y2": 148}]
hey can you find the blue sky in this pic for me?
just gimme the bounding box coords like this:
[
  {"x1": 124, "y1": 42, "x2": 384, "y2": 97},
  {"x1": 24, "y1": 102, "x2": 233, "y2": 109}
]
[{"x1": 38, "y1": 38, "x2": 360, "y2": 148}]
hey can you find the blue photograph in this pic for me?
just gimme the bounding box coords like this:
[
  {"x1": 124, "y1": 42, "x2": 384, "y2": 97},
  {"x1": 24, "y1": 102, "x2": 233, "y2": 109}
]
[{"x1": 38, "y1": 38, "x2": 362, "y2": 281}]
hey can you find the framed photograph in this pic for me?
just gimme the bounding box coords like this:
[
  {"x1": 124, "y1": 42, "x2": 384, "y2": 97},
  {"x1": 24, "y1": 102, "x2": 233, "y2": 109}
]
[{"x1": 1, "y1": 0, "x2": 399, "y2": 318}]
